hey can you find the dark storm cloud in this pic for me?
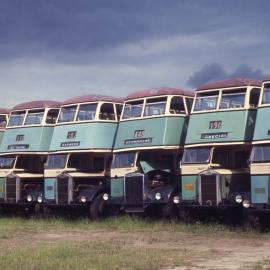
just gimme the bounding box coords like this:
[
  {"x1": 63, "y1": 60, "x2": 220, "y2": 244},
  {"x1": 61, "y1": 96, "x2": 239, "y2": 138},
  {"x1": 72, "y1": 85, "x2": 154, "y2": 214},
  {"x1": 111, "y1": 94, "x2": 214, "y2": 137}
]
[
  {"x1": 187, "y1": 63, "x2": 266, "y2": 88},
  {"x1": 0, "y1": 0, "x2": 269, "y2": 62}
]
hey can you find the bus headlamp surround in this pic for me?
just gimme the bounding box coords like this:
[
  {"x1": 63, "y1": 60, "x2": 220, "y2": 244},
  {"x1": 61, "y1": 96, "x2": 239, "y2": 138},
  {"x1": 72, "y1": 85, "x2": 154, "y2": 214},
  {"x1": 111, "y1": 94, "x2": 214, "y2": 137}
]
[
  {"x1": 26, "y1": 195, "x2": 33, "y2": 202},
  {"x1": 235, "y1": 195, "x2": 243, "y2": 203},
  {"x1": 243, "y1": 200, "x2": 251, "y2": 208},
  {"x1": 155, "y1": 192, "x2": 162, "y2": 200}
]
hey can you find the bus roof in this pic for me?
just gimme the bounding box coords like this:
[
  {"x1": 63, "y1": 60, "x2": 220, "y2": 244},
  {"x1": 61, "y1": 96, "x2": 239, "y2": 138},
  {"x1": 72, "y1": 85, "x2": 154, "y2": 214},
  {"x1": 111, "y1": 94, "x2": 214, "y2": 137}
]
[
  {"x1": 125, "y1": 87, "x2": 194, "y2": 100},
  {"x1": 263, "y1": 74, "x2": 270, "y2": 82},
  {"x1": 0, "y1": 108, "x2": 10, "y2": 114},
  {"x1": 13, "y1": 100, "x2": 61, "y2": 110},
  {"x1": 197, "y1": 78, "x2": 261, "y2": 91},
  {"x1": 63, "y1": 95, "x2": 123, "y2": 105}
]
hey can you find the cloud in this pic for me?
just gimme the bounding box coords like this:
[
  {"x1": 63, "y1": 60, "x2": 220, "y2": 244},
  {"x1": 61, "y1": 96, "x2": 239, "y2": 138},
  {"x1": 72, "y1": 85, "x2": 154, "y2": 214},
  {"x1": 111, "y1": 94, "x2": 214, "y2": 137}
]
[{"x1": 187, "y1": 63, "x2": 266, "y2": 88}]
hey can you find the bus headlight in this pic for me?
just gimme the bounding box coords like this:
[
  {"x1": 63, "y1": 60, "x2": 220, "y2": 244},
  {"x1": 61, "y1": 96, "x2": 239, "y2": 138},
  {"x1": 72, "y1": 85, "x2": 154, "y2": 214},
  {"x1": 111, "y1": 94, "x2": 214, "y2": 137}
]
[
  {"x1": 103, "y1": 193, "x2": 109, "y2": 201},
  {"x1": 173, "y1": 196, "x2": 180, "y2": 204},
  {"x1": 155, "y1": 192, "x2": 162, "y2": 200},
  {"x1": 235, "y1": 195, "x2": 243, "y2": 203},
  {"x1": 80, "y1": 196, "x2": 87, "y2": 203},
  {"x1": 26, "y1": 195, "x2": 33, "y2": 202},
  {"x1": 243, "y1": 200, "x2": 251, "y2": 208},
  {"x1": 37, "y1": 196, "x2": 43, "y2": 203}
]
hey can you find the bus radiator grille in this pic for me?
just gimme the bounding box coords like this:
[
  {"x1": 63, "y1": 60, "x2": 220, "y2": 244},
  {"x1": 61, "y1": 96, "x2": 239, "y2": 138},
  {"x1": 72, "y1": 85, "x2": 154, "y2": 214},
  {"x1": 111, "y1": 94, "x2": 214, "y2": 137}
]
[{"x1": 125, "y1": 175, "x2": 144, "y2": 206}]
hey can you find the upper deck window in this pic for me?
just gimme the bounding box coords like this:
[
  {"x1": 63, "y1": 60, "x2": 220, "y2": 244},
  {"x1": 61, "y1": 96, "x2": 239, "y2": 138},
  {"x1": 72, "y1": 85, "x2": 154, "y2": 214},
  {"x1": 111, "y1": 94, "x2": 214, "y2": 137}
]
[
  {"x1": 185, "y1": 97, "x2": 193, "y2": 113},
  {"x1": 58, "y1": 105, "x2": 77, "y2": 123},
  {"x1": 219, "y1": 90, "x2": 245, "y2": 109},
  {"x1": 0, "y1": 114, "x2": 7, "y2": 126},
  {"x1": 144, "y1": 97, "x2": 167, "y2": 117},
  {"x1": 24, "y1": 110, "x2": 44, "y2": 125},
  {"x1": 99, "y1": 103, "x2": 116, "y2": 120},
  {"x1": 46, "y1": 109, "x2": 59, "y2": 124},
  {"x1": 8, "y1": 111, "x2": 26, "y2": 127},
  {"x1": 169, "y1": 96, "x2": 185, "y2": 114},
  {"x1": 262, "y1": 84, "x2": 270, "y2": 104},
  {"x1": 0, "y1": 155, "x2": 16, "y2": 169},
  {"x1": 250, "y1": 145, "x2": 270, "y2": 163},
  {"x1": 182, "y1": 147, "x2": 211, "y2": 164},
  {"x1": 122, "y1": 100, "x2": 143, "y2": 119},
  {"x1": 116, "y1": 104, "x2": 123, "y2": 120},
  {"x1": 194, "y1": 91, "x2": 218, "y2": 112},
  {"x1": 77, "y1": 103, "x2": 97, "y2": 121}
]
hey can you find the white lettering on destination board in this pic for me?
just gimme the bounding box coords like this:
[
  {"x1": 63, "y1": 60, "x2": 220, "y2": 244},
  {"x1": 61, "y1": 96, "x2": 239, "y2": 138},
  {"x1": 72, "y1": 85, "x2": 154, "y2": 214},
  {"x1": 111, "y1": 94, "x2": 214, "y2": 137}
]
[
  {"x1": 60, "y1": 141, "x2": 80, "y2": 147},
  {"x1": 201, "y1": 132, "x2": 228, "y2": 139},
  {"x1": 124, "y1": 138, "x2": 153, "y2": 145}
]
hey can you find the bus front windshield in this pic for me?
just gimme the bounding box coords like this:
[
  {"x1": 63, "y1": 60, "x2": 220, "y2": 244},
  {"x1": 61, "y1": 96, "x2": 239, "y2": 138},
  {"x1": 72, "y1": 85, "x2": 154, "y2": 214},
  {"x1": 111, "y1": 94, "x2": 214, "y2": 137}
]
[
  {"x1": 45, "y1": 154, "x2": 68, "y2": 169},
  {"x1": 250, "y1": 145, "x2": 270, "y2": 163},
  {"x1": 182, "y1": 148, "x2": 212, "y2": 164},
  {"x1": 0, "y1": 155, "x2": 16, "y2": 169},
  {"x1": 111, "y1": 152, "x2": 136, "y2": 168}
]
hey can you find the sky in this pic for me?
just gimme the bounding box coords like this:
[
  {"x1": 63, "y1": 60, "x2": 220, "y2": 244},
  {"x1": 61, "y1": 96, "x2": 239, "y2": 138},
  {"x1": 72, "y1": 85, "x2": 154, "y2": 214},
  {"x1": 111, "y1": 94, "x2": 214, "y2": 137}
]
[{"x1": 0, "y1": 0, "x2": 269, "y2": 107}]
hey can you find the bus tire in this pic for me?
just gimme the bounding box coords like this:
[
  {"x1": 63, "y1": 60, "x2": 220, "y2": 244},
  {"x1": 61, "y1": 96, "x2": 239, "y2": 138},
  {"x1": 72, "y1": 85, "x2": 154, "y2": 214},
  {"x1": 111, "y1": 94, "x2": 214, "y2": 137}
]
[{"x1": 89, "y1": 193, "x2": 107, "y2": 219}]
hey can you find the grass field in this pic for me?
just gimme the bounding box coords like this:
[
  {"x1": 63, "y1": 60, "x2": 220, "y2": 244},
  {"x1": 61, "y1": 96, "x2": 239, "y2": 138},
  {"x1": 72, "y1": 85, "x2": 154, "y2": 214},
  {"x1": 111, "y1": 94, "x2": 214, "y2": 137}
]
[{"x1": 0, "y1": 216, "x2": 269, "y2": 270}]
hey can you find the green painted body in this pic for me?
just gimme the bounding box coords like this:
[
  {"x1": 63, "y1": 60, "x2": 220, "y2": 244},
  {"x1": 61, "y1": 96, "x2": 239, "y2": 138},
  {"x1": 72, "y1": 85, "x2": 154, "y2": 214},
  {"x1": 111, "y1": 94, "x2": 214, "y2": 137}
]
[
  {"x1": 0, "y1": 126, "x2": 54, "y2": 153},
  {"x1": 49, "y1": 122, "x2": 118, "y2": 151},
  {"x1": 111, "y1": 177, "x2": 124, "y2": 198},
  {"x1": 0, "y1": 178, "x2": 4, "y2": 199},
  {"x1": 253, "y1": 107, "x2": 270, "y2": 141},
  {"x1": 181, "y1": 175, "x2": 197, "y2": 201},
  {"x1": 44, "y1": 178, "x2": 56, "y2": 200},
  {"x1": 251, "y1": 175, "x2": 270, "y2": 204},
  {"x1": 186, "y1": 110, "x2": 256, "y2": 145},
  {"x1": 114, "y1": 116, "x2": 187, "y2": 150},
  {"x1": 0, "y1": 131, "x2": 5, "y2": 146}
]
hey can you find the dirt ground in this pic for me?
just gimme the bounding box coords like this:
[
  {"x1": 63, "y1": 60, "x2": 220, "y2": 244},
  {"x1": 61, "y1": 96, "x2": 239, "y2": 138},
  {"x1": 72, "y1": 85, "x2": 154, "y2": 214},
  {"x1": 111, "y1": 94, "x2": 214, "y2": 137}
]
[{"x1": 2, "y1": 229, "x2": 269, "y2": 270}]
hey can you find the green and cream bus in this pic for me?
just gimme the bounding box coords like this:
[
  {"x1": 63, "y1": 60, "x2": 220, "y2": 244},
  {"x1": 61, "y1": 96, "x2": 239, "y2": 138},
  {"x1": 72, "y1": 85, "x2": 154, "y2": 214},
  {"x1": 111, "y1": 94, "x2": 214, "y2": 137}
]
[
  {"x1": 104, "y1": 88, "x2": 194, "y2": 216},
  {"x1": 0, "y1": 100, "x2": 60, "y2": 213},
  {"x1": 180, "y1": 79, "x2": 261, "y2": 221},
  {"x1": 0, "y1": 108, "x2": 10, "y2": 144},
  {"x1": 43, "y1": 95, "x2": 122, "y2": 218},
  {"x1": 249, "y1": 75, "x2": 270, "y2": 225}
]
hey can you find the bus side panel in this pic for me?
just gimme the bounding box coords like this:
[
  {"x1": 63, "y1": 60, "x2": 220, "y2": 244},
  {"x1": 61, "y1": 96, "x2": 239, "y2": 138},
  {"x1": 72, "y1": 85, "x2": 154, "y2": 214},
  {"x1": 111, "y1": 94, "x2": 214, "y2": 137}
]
[
  {"x1": 253, "y1": 107, "x2": 270, "y2": 141},
  {"x1": 0, "y1": 126, "x2": 54, "y2": 153},
  {"x1": 251, "y1": 175, "x2": 269, "y2": 204},
  {"x1": 44, "y1": 178, "x2": 56, "y2": 200},
  {"x1": 110, "y1": 177, "x2": 124, "y2": 198},
  {"x1": 185, "y1": 111, "x2": 249, "y2": 145},
  {"x1": 182, "y1": 175, "x2": 197, "y2": 201},
  {"x1": 49, "y1": 122, "x2": 117, "y2": 151},
  {"x1": 114, "y1": 116, "x2": 186, "y2": 150}
]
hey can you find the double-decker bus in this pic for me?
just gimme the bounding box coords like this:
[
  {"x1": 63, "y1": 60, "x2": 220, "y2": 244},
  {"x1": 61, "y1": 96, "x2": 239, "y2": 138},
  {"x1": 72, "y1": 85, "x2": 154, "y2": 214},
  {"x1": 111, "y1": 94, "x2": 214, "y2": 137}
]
[
  {"x1": 104, "y1": 88, "x2": 194, "y2": 216},
  {"x1": 43, "y1": 95, "x2": 122, "y2": 218},
  {"x1": 249, "y1": 75, "x2": 270, "y2": 226},
  {"x1": 180, "y1": 79, "x2": 261, "y2": 222},
  {"x1": 0, "y1": 100, "x2": 60, "y2": 213},
  {"x1": 0, "y1": 108, "x2": 10, "y2": 144}
]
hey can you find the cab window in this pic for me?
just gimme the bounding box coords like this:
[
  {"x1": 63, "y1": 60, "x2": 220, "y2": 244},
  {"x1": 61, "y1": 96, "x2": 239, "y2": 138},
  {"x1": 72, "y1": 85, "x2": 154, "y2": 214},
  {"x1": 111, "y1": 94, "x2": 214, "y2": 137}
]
[
  {"x1": 122, "y1": 100, "x2": 143, "y2": 119},
  {"x1": 169, "y1": 96, "x2": 185, "y2": 114},
  {"x1": 25, "y1": 110, "x2": 44, "y2": 125},
  {"x1": 99, "y1": 103, "x2": 116, "y2": 120},
  {"x1": 8, "y1": 111, "x2": 26, "y2": 127},
  {"x1": 68, "y1": 154, "x2": 104, "y2": 172},
  {"x1": 77, "y1": 103, "x2": 97, "y2": 121}
]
